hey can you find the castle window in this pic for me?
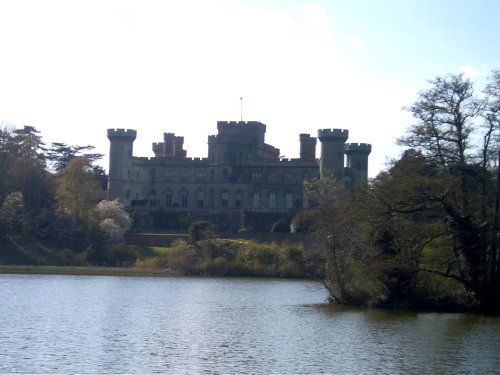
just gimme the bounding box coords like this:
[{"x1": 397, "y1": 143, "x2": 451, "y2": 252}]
[
  {"x1": 126, "y1": 190, "x2": 130, "y2": 199},
  {"x1": 252, "y1": 192, "x2": 260, "y2": 208},
  {"x1": 150, "y1": 199, "x2": 156, "y2": 207},
  {"x1": 181, "y1": 193, "x2": 188, "y2": 208},
  {"x1": 285, "y1": 192, "x2": 293, "y2": 209},
  {"x1": 127, "y1": 170, "x2": 131, "y2": 178},
  {"x1": 196, "y1": 171, "x2": 206, "y2": 180},
  {"x1": 210, "y1": 170, "x2": 215, "y2": 181},
  {"x1": 165, "y1": 170, "x2": 174, "y2": 179},
  {"x1": 269, "y1": 192, "x2": 277, "y2": 208},
  {"x1": 165, "y1": 193, "x2": 172, "y2": 207},
  {"x1": 197, "y1": 191, "x2": 204, "y2": 208},
  {"x1": 235, "y1": 192, "x2": 242, "y2": 208},
  {"x1": 269, "y1": 172, "x2": 278, "y2": 181},
  {"x1": 252, "y1": 171, "x2": 262, "y2": 181},
  {"x1": 180, "y1": 169, "x2": 190, "y2": 180},
  {"x1": 221, "y1": 192, "x2": 229, "y2": 208},
  {"x1": 223, "y1": 169, "x2": 228, "y2": 180},
  {"x1": 285, "y1": 172, "x2": 293, "y2": 180}
]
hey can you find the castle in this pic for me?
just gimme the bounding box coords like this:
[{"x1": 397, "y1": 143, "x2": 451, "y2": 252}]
[{"x1": 107, "y1": 121, "x2": 371, "y2": 230}]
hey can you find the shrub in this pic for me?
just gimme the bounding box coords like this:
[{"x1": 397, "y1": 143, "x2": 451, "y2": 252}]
[
  {"x1": 189, "y1": 220, "x2": 214, "y2": 242},
  {"x1": 87, "y1": 245, "x2": 139, "y2": 267},
  {"x1": 271, "y1": 219, "x2": 290, "y2": 233}
]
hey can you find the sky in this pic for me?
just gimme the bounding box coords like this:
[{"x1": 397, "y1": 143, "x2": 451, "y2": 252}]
[{"x1": 1, "y1": 0, "x2": 499, "y2": 177}]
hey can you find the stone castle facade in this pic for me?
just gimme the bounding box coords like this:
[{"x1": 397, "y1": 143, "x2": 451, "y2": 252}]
[{"x1": 107, "y1": 121, "x2": 371, "y2": 230}]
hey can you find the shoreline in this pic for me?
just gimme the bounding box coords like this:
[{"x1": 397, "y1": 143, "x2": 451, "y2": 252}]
[{"x1": 0, "y1": 265, "x2": 179, "y2": 277}]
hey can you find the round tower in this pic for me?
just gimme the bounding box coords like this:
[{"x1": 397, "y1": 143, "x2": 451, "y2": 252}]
[
  {"x1": 317, "y1": 129, "x2": 349, "y2": 179},
  {"x1": 107, "y1": 128, "x2": 137, "y2": 201},
  {"x1": 345, "y1": 143, "x2": 372, "y2": 188}
]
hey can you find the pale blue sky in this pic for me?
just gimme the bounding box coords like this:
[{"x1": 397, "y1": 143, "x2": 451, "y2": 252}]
[{"x1": 1, "y1": 0, "x2": 499, "y2": 177}]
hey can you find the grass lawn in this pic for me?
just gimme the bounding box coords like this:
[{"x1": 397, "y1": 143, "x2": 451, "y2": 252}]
[{"x1": 0, "y1": 264, "x2": 179, "y2": 277}]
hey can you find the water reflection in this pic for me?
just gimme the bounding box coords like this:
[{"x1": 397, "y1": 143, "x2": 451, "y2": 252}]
[{"x1": 1, "y1": 274, "x2": 499, "y2": 374}]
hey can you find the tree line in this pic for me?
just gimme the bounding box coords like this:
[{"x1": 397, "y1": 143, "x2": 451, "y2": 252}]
[
  {"x1": 298, "y1": 71, "x2": 500, "y2": 312},
  {"x1": 0, "y1": 126, "x2": 131, "y2": 263}
]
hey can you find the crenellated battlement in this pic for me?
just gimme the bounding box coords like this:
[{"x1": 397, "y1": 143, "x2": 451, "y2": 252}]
[
  {"x1": 345, "y1": 143, "x2": 372, "y2": 154},
  {"x1": 299, "y1": 133, "x2": 315, "y2": 141},
  {"x1": 107, "y1": 128, "x2": 137, "y2": 140},
  {"x1": 217, "y1": 120, "x2": 266, "y2": 129},
  {"x1": 208, "y1": 134, "x2": 256, "y2": 144},
  {"x1": 317, "y1": 128, "x2": 349, "y2": 141},
  {"x1": 136, "y1": 156, "x2": 208, "y2": 163}
]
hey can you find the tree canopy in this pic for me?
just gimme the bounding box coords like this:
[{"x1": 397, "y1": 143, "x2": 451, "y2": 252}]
[{"x1": 304, "y1": 71, "x2": 500, "y2": 312}]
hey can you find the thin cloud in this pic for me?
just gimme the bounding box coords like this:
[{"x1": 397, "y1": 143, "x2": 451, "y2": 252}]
[{"x1": 350, "y1": 35, "x2": 364, "y2": 47}]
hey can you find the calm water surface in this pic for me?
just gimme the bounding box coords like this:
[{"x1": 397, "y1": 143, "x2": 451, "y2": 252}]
[{"x1": 1, "y1": 274, "x2": 499, "y2": 374}]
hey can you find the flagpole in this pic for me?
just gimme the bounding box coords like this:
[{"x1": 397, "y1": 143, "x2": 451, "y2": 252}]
[{"x1": 240, "y1": 97, "x2": 243, "y2": 122}]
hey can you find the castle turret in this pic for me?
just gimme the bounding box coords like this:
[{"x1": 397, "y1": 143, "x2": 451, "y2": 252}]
[
  {"x1": 173, "y1": 136, "x2": 187, "y2": 157},
  {"x1": 107, "y1": 128, "x2": 137, "y2": 201},
  {"x1": 345, "y1": 143, "x2": 371, "y2": 188},
  {"x1": 317, "y1": 129, "x2": 348, "y2": 179},
  {"x1": 208, "y1": 121, "x2": 271, "y2": 165},
  {"x1": 299, "y1": 133, "x2": 317, "y2": 161},
  {"x1": 152, "y1": 133, "x2": 186, "y2": 158},
  {"x1": 152, "y1": 142, "x2": 164, "y2": 157},
  {"x1": 163, "y1": 133, "x2": 175, "y2": 157}
]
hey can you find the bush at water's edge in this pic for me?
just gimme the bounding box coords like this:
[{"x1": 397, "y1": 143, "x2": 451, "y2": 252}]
[
  {"x1": 0, "y1": 235, "x2": 322, "y2": 279},
  {"x1": 135, "y1": 238, "x2": 322, "y2": 279}
]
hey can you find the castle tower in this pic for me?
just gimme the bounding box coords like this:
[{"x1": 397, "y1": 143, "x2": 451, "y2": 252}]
[
  {"x1": 317, "y1": 129, "x2": 349, "y2": 179},
  {"x1": 107, "y1": 128, "x2": 137, "y2": 201},
  {"x1": 152, "y1": 142, "x2": 164, "y2": 157},
  {"x1": 152, "y1": 133, "x2": 182, "y2": 157},
  {"x1": 164, "y1": 133, "x2": 175, "y2": 157},
  {"x1": 208, "y1": 121, "x2": 269, "y2": 165},
  {"x1": 345, "y1": 143, "x2": 372, "y2": 188},
  {"x1": 173, "y1": 136, "x2": 187, "y2": 157},
  {"x1": 299, "y1": 133, "x2": 317, "y2": 161}
]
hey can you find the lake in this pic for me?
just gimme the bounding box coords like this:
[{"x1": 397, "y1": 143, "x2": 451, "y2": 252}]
[{"x1": 1, "y1": 274, "x2": 499, "y2": 374}]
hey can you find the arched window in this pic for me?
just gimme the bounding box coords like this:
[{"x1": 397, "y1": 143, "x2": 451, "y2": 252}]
[
  {"x1": 285, "y1": 192, "x2": 293, "y2": 209},
  {"x1": 197, "y1": 190, "x2": 204, "y2": 208},
  {"x1": 221, "y1": 191, "x2": 229, "y2": 207},
  {"x1": 235, "y1": 191, "x2": 242, "y2": 208},
  {"x1": 269, "y1": 192, "x2": 277, "y2": 208},
  {"x1": 180, "y1": 190, "x2": 188, "y2": 208},
  {"x1": 165, "y1": 189, "x2": 173, "y2": 208},
  {"x1": 253, "y1": 192, "x2": 260, "y2": 209}
]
